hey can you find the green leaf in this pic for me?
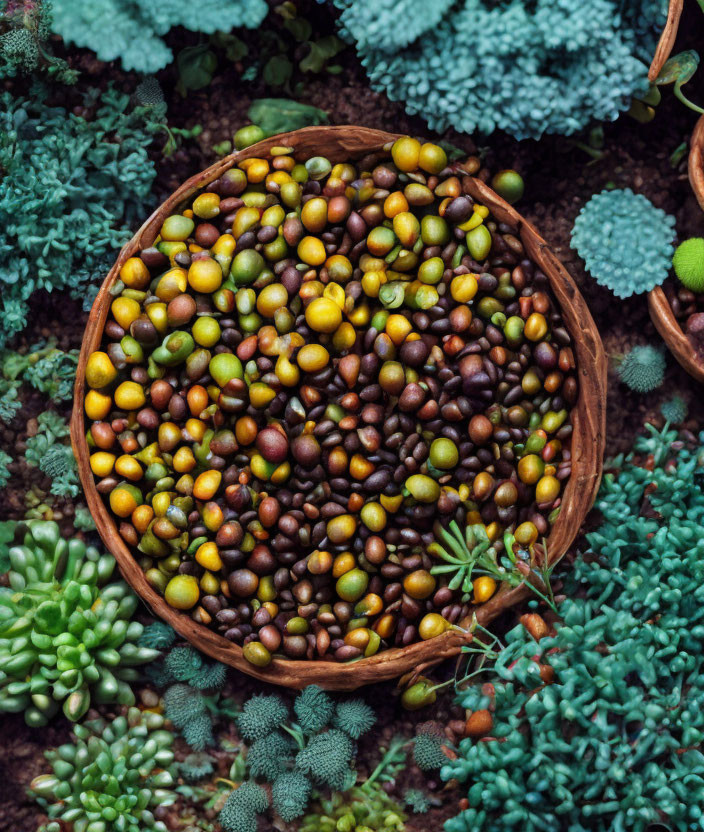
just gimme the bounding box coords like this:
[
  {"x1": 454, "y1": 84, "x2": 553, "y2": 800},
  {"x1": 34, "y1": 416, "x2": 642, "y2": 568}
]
[
  {"x1": 263, "y1": 54, "x2": 293, "y2": 87},
  {"x1": 284, "y1": 17, "x2": 313, "y2": 42},
  {"x1": 247, "y1": 99, "x2": 329, "y2": 136},
  {"x1": 656, "y1": 50, "x2": 704, "y2": 114},
  {"x1": 299, "y1": 36, "x2": 344, "y2": 74},
  {"x1": 211, "y1": 32, "x2": 248, "y2": 63},
  {"x1": 176, "y1": 45, "x2": 218, "y2": 96}
]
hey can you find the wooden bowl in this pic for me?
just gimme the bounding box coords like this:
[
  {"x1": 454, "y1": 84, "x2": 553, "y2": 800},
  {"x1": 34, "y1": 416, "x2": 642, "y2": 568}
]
[
  {"x1": 71, "y1": 126, "x2": 607, "y2": 690},
  {"x1": 648, "y1": 0, "x2": 683, "y2": 81},
  {"x1": 648, "y1": 287, "x2": 704, "y2": 382},
  {"x1": 648, "y1": 109, "x2": 704, "y2": 383}
]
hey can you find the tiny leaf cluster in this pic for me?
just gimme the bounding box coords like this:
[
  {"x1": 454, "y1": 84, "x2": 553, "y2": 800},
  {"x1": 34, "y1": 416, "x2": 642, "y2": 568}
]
[
  {"x1": 442, "y1": 424, "x2": 704, "y2": 832},
  {"x1": 571, "y1": 188, "x2": 676, "y2": 298}
]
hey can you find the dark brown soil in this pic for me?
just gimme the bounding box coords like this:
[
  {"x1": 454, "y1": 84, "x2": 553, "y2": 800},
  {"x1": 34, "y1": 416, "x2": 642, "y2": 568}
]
[{"x1": 4, "y1": 2, "x2": 704, "y2": 830}]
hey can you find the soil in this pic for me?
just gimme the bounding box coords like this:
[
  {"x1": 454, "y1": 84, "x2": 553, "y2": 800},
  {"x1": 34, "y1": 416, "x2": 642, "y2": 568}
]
[{"x1": 3, "y1": 2, "x2": 704, "y2": 830}]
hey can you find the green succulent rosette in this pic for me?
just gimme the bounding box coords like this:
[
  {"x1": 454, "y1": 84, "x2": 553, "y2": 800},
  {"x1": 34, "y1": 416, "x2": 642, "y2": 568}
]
[
  {"x1": 0, "y1": 521, "x2": 159, "y2": 725},
  {"x1": 31, "y1": 706, "x2": 177, "y2": 832}
]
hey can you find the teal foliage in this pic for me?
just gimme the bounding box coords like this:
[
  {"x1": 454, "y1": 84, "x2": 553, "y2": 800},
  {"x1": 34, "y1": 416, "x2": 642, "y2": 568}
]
[
  {"x1": 413, "y1": 731, "x2": 448, "y2": 772},
  {"x1": 661, "y1": 395, "x2": 688, "y2": 424},
  {"x1": 571, "y1": 188, "x2": 676, "y2": 297},
  {"x1": 442, "y1": 424, "x2": 704, "y2": 832},
  {"x1": 180, "y1": 751, "x2": 215, "y2": 782},
  {"x1": 247, "y1": 731, "x2": 294, "y2": 780},
  {"x1": 294, "y1": 684, "x2": 335, "y2": 734},
  {"x1": 72, "y1": 505, "x2": 96, "y2": 532},
  {"x1": 404, "y1": 788, "x2": 430, "y2": 813},
  {"x1": 152, "y1": 644, "x2": 227, "y2": 750},
  {"x1": 617, "y1": 345, "x2": 666, "y2": 393},
  {"x1": 51, "y1": 0, "x2": 268, "y2": 73},
  {"x1": 0, "y1": 449, "x2": 11, "y2": 487},
  {"x1": 295, "y1": 729, "x2": 354, "y2": 790},
  {"x1": 327, "y1": 0, "x2": 666, "y2": 140},
  {"x1": 220, "y1": 781, "x2": 270, "y2": 832},
  {"x1": 228, "y1": 687, "x2": 376, "y2": 827},
  {"x1": 23, "y1": 410, "x2": 79, "y2": 496},
  {"x1": 138, "y1": 620, "x2": 177, "y2": 651},
  {"x1": 0, "y1": 0, "x2": 76, "y2": 81},
  {"x1": 237, "y1": 694, "x2": 289, "y2": 741},
  {"x1": 272, "y1": 770, "x2": 312, "y2": 822},
  {"x1": 31, "y1": 708, "x2": 176, "y2": 832},
  {"x1": 333, "y1": 699, "x2": 377, "y2": 739},
  {"x1": 0, "y1": 86, "x2": 156, "y2": 348}
]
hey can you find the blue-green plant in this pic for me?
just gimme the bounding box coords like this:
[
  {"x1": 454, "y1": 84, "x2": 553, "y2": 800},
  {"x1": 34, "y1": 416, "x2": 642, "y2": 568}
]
[
  {"x1": 22, "y1": 410, "x2": 79, "y2": 498},
  {"x1": 404, "y1": 788, "x2": 430, "y2": 813},
  {"x1": 0, "y1": 85, "x2": 157, "y2": 347},
  {"x1": 672, "y1": 237, "x2": 704, "y2": 292},
  {"x1": 571, "y1": 188, "x2": 676, "y2": 297},
  {"x1": 31, "y1": 707, "x2": 177, "y2": 832},
  {"x1": 660, "y1": 394, "x2": 688, "y2": 424},
  {"x1": 0, "y1": 449, "x2": 11, "y2": 487},
  {"x1": 617, "y1": 344, "x2": 666, "y2": 392},
  {"x1": 0, "y1": 341, "x2": 77, "y2": 422},
  {"x1": 0, "y1": 0, "x2": 76, "y2": 81},
  {"x1": 220, "y1": 686, "x2": 376, "y2": 829},
  {"x1": 442, "y1": 423, "x2": 704, "y2": 832},
  {"x1": 0, "y1": 520, "x2": 159, "y2": 724},
  {"x1": 413, "y1": 725, "x2": 449, "y2": 771},
  {"x1": 180, "y1": 752, "x2": 216, "y2": 783},
  {"x1": 138, "y1": 620, "x2": 177, "y2": 651},
  {"x1": 51, "y1": 0, "x2": 268, "y2": 73},
  {"x1": 219, "y1": 781, "x2": 269, "y2": 832},
  {"x1": 326, "y1": 0, "x2": 666, "y2": 140},
  {"x1": 149, "y1": 644, "x2": 230, "y2": 751}
]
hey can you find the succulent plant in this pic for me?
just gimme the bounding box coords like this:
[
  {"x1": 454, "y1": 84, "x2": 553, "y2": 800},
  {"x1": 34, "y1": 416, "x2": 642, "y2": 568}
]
[
  {"x1": 617, "y1": 344, "x2": 666, "y2": 393},
  {"x1": 31, "y1": 706, "x2": 177, "y2": 832},
  {"x1": 673, "y1": 237, "x2": 704, "y2": 293},
  {"x1": 571, "y1": 188, "x2": 676, "y2": 298},
  {"x1": 0, "y1": 521, "x2": 159, "y2": 724},
  {"x1": 299, "y1": 782, "x2": 406, "y2": 832},
  {"x1": 221, "y1": 687, "x2": 377, "y2": 830}
]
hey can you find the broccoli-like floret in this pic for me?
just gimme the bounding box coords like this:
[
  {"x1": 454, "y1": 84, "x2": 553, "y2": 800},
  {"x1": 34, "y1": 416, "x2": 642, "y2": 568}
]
[
  {"x1": 164, "y1": 683, "x2": 207, "y2": 727},
  {"x1": 617, "y1": 345, "x2": 666, "y2": 393},
  {"x1": 164, "y1": 645, "x2": 204, "y2": 682},
  {"x1": 413, "y1": 732, "x2": 448, "y2": 771},
  {"x1": 189, "y1": 660, "x2": 228, "y2": 690},
  {"x1": 220, "y1": 781, "x2": 270, "y2": 832},
  {"x1": 247, "y1": 731, "x2": 295, "y2": 781},
  {"x1": 660, "y1": 395, "x2": 688, "y2": 425},
  {"x1": 0, "y1": 450, "x2": 12, "y2": 488},
  {"x1": 138, "y1": 621, "x2": 177, "y2": 650},
  {"x1": 404, "y1": 788, "x2": 430, "y2": 813},
  {"x1": 180, "y1": 752, "x2": 215, "y2": 782},
  {"x1": 237, "y1": 694, "x2": 288, "y2": 741},
  {"x1": 182, "y1": 713, "x2": 214, "y2": 751},
  {"x1": 294, "y1": 685, "x2": 335, "y2": 734},
  {"x1": 334, "y1": 699, "x2": 376, "y2": 739},
  {"x1": 272, "y1": 770, "x2": 312, "y2": 822},
  {"x1": 295, "y1": 729, "x2": 354, "y2": 789}
]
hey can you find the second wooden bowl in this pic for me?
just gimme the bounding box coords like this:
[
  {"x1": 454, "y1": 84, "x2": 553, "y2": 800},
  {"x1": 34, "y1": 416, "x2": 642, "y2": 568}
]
[{"x1": 71, "y1": 126, "x2": 607, "y2": 689}]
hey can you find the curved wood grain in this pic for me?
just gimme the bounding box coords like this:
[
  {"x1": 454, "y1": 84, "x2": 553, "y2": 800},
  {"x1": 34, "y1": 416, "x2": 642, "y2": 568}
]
[
  {"x1": 648, "y1": 0, "x2": 683, "y2": 82},
  {"x1": 648, "y1": 286, "x2": 704, "y2": 382},
  {"x1": 72, "y1": 126, "x2": 607, "y2": 689},
  {"x1": 689, "y1": 113, "x2": 704, "y2": 212}
]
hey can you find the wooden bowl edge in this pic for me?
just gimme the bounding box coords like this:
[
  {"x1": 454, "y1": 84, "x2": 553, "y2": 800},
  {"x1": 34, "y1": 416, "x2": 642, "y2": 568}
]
[
  {"x1": 648, "y1": 0, "x2": 683, "y2": 82},
  {"x1": 648, "y1": 286, "x2": 704, "y2": 383}
]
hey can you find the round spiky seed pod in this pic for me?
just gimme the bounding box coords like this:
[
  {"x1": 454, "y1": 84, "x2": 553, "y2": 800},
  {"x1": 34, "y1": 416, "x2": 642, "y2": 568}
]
[
  {"x1": 672, "y1": 238, "x2": 704, "y2": 293},
  {"x1": 617, "y1": 345, "x2": 666, "y2": 393}
]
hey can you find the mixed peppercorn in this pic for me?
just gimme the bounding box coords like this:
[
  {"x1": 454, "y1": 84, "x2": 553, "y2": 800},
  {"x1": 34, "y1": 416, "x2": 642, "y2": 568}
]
[{"x1": 83, "y1": 136, "x2": 577, "y2": 667}]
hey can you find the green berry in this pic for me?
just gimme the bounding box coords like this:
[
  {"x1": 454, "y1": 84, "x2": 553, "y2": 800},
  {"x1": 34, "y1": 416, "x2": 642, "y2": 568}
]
[{"x1": 673, "y1": 238, "x2": 704, "y2": 292}]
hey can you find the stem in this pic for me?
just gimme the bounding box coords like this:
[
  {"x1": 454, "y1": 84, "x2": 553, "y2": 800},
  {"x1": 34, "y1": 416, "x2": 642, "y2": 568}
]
[
  {"x1": 363, "y1": 737, "x2": 408, "y2": 789},
  {"x1": 281, "y1": 723, "x2": 306, "y2": 751},
  {"x1": 674, "y1": 86, "x2": 704, "y2": 114}
]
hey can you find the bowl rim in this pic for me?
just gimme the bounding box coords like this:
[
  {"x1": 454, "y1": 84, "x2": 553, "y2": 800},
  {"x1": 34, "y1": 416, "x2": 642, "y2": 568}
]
[{"x1": 71, "y1": 125, "x2": 607, "y2": 690}]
